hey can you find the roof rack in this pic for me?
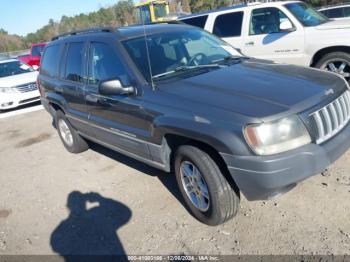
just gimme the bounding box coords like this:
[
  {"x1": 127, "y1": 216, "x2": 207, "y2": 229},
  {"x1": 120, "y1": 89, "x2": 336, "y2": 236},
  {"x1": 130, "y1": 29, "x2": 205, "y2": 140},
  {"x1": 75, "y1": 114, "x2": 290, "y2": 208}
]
[{"x1": 51, "y1": 27, "x2": 115, "y2": 41}]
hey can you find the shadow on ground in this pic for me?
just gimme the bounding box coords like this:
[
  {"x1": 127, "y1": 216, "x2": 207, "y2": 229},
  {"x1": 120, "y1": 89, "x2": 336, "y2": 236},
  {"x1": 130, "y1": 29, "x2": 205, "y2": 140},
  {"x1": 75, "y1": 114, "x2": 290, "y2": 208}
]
[
  {"x1": 51, "y1": 191, "x2": 131, "y2": 261},
  {"x1": 88, "y1": 142, "x2": 186, "y2": 209}
]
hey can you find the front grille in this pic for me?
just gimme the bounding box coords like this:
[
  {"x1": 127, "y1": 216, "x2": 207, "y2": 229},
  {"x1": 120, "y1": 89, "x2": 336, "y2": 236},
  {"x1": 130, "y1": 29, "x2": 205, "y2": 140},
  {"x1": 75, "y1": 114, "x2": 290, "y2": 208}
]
[
  {"x1": 310, "y1": 90, "x2": 350, "y2": 144},
  {"x1": 15, "y1": 82, "x2": 38, "y2": 93}
]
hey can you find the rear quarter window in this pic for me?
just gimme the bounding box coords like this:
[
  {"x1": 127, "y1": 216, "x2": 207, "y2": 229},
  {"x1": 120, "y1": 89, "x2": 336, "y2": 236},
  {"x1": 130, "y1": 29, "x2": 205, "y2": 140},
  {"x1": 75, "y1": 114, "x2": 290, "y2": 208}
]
[
  {"x1": 180, "y1": 15, "x2": 208, "y2": 28},
  {"x1": 213, "y1": 11, "x2": 244, "y2": 37},
  {"x1": 41, "y1": 45, "x2": 61, "y2": 78}
]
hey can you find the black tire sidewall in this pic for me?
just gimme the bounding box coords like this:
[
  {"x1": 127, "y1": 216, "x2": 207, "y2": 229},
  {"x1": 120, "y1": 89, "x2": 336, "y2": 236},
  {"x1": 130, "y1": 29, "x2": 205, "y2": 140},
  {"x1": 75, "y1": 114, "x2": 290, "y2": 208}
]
[
  {"x1": 174, "y1": 146, "x2": 237, "y2": 225},
  {"x1": 55, "y1": 111, "x2": 85, "y2": 153},
  {"x1": 315, "y1": 52, "x2": 350, "y2": 83},
  {"x1": 175, "y1": 153, "x2": 215, "y2": 221}
]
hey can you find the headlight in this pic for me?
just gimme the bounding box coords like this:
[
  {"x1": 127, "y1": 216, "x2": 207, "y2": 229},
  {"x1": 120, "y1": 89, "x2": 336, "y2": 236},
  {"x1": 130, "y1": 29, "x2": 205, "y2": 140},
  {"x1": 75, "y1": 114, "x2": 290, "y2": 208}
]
[
  {"x1": 244, "y1": 115, "x2": 311, "y2": 155},
  {"x1": 0, "y1": 87, "x2": 15, "y2": 93}
]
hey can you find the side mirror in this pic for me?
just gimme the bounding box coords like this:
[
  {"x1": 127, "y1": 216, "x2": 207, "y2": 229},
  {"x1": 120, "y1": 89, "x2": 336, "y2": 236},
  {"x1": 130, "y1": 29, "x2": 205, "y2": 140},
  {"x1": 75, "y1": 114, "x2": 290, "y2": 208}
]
[
  {"x1": 99, "y1": 79, "x2": 134, "y2": 96},
  {"x1": 280, "y1": 20, "x2": 294, "y2": 32}
]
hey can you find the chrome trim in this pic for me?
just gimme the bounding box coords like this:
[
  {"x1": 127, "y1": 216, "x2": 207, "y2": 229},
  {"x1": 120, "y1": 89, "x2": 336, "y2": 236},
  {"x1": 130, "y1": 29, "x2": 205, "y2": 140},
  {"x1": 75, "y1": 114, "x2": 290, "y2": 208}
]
[
  {"x1": 311, "y1": 90, "x2": 350, "y2": 144},
  {"x1": 78, "y1": 132, "x2": 167, "y2": 171},
  {"x1": 15, "y1": 82, "x2": 38, "y2": 93},
  {"x1": 66, "y1": 114, "x2": 160, "y2": 147}
]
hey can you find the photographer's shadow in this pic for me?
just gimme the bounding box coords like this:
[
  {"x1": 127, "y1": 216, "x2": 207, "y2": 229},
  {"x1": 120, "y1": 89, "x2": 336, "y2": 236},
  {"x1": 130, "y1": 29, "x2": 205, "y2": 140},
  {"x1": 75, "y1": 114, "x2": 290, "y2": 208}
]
[{"x1": 50, "y1": 191, "x2": 131, "y2": 260}]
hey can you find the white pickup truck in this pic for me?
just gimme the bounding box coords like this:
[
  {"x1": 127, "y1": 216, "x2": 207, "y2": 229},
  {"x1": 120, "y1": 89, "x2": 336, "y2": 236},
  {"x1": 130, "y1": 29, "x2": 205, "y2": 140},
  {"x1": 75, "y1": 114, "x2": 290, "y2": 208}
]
[{"x1": 179, "y1": 1, "x2": 350, "y2": 82}]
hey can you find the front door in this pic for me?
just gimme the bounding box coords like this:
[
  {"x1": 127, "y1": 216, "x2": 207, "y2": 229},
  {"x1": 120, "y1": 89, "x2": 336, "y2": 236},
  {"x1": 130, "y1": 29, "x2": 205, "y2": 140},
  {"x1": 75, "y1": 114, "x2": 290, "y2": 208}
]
[
  {"x1": 241, "y1": 7, "x2": 306, "y2": 66},
  {"x1": 84, "y1": 41, "x2": 150, "y2": 159}
]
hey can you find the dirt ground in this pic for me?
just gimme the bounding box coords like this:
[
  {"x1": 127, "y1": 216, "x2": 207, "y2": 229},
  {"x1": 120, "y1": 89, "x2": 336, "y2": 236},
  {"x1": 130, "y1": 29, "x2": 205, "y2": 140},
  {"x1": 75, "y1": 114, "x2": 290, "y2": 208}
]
[{"x1": 0, "y1": 109, "x2": 350, "y2": 257}]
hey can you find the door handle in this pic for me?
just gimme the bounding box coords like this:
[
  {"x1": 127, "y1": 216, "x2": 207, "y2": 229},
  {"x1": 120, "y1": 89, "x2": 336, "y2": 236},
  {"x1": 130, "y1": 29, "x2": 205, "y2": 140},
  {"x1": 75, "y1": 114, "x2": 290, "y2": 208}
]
[
  {"x1": 85, "y1": 94, "x2": 99, "y2": 103},
  {"x1": 55, "y1": 86, "x2": 64, "y2": 93},
  {"x1": 98, "y1": 97, "x2": 112, "y2": 106},
  {"x1": 245, "y1": 41, "x2": 255, "y2": 46}
]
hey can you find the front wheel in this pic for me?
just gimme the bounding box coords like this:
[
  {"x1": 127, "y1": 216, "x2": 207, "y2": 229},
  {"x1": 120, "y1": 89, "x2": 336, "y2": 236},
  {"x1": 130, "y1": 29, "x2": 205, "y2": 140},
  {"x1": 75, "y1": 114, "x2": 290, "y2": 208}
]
[
  {"x1": 315, "y1": 52, "x2": 350, "y2": 83},
  {"x1": 174, "y1": 145, "x2": 240, "y2": 226}
]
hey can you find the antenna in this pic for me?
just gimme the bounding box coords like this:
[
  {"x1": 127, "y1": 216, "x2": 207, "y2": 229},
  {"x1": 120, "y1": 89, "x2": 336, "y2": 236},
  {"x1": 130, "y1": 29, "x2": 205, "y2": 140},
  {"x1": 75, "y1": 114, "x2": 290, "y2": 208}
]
[{"x1": 141, "y1": 10, "x2": 156, "y2": 91}]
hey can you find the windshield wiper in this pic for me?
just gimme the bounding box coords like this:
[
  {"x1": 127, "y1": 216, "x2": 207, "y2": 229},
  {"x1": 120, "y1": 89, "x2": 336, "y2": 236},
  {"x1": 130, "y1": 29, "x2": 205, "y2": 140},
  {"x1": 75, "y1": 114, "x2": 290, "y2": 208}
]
[
  {"x1": 152, "y1": 64, "x2": 224, "y2": 80},
  {"x1": 211, "y1": 55, "x2": 249, "y2": 64}
]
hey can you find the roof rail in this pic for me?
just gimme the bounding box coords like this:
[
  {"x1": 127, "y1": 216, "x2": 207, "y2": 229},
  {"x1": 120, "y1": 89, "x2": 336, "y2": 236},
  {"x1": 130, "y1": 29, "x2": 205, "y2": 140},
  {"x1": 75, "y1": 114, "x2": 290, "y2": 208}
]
[
  {"x1": 51, "y1": 27, "x2": 115, "y2": 41},
  {"x1": 318, "y1": 2, "x2": 350, "y2": 10}
]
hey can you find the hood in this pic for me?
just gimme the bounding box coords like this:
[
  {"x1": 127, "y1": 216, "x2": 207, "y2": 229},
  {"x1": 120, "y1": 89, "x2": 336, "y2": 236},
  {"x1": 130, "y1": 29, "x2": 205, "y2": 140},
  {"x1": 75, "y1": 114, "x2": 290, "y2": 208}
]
[
  {"x1": 315, "y1": 19, "x2": 350, "y2": 30},
  {"x1": 159, "y1": 60, "x2": 347, "y2": 119},
  {"x1": 0, "y1": 71, "x2": 38, "y2": 88}
]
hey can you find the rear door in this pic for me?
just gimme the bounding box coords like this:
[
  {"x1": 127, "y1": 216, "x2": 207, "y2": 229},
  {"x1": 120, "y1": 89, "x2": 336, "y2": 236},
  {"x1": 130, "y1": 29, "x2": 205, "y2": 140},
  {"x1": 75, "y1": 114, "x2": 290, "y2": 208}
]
[
  {"x1": 210, "y1": 11, "x2": 245, "y2": 51},
  {"x1": 59, "y1": 41, "x2": 93, "y2": 136},
  {"x1": 84, "y1": 41, "x2": 150, "y2": 159}
]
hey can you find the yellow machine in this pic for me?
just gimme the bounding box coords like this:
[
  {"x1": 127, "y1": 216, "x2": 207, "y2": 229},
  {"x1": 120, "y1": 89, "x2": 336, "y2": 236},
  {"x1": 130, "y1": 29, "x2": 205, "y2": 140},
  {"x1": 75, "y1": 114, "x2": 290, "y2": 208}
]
[{"x1": 134, "y1": 0, "x2": 170, "y2": 24}]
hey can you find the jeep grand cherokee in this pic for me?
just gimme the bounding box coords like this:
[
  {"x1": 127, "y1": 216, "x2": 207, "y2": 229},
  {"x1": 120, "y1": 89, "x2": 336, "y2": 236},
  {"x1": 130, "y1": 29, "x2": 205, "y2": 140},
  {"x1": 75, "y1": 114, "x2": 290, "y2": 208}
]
[{"x1": 39, "y1": 24, "x2": 350, "y2": 225}]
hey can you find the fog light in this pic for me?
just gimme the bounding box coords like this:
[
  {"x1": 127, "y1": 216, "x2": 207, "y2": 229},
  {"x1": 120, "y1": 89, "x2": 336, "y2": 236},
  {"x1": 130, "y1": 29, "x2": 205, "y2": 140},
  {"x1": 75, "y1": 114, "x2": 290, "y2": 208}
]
[{"x1": 1, "y1": 102, "x2": 13, "y2": 107}]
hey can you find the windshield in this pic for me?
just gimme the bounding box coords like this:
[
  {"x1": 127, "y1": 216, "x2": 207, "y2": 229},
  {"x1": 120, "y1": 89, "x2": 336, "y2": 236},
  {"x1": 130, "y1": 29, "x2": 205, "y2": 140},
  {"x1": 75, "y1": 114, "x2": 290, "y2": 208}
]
[
  {"x1": 285, "y1": 2, "x2": 329, "y2": 26},
  {"x1": 135, "y1": 5, "x2": 152, "y2": 24},
  {"x1": 154, "y1": 4, "x2": 167, "y2": 19},
  {"x1": 123, "y1": 29, "x2": 241, "y2": 81},
  {"x1": 32, "y1": 45, "x2": 44, "y2": 57},
  {"x1": 0, "y1": 61, "x2": 34, "y2": 78}
]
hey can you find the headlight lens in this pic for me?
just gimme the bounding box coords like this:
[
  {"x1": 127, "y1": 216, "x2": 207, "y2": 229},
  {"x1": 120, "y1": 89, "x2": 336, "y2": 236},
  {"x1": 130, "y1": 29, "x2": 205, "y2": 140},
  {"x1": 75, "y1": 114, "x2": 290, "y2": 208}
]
[
  {"x1": 244, "y1": 115, "x2": 311, "y2": 155},
  {"x1": 0, "y1": 87, "x2": 15, "y2": 93}
]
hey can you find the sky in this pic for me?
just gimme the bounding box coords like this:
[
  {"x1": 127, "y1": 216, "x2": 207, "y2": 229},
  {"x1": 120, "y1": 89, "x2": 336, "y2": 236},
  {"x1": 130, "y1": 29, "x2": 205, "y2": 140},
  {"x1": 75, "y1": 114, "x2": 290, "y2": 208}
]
[{"x1": 0, "y1": 0, "x2": 121, "y2": 36}]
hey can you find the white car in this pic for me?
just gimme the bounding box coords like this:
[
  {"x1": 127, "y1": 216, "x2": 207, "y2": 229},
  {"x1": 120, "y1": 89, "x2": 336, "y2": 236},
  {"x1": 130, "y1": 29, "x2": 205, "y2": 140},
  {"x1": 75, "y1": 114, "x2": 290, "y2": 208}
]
[
  {"x1": 318, "y1": 4, "x2": 350, "y2": 20},
  {"x1": 0, "y1": 59, "x2": 40, "y2": 110},
  {"x1": 179, "y1": 1, "x2": 350, "y2": 82}
]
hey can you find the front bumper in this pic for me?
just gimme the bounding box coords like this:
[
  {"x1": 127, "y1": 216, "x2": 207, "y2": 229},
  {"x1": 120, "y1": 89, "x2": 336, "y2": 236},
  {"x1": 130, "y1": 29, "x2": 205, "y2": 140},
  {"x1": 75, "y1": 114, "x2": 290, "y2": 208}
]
[
  {"x1": 0, "y1": 90, "x2": 40, "y2": 110},
  {"x1": 221, "y1": 121, "x2": 350, "y2": 201}
]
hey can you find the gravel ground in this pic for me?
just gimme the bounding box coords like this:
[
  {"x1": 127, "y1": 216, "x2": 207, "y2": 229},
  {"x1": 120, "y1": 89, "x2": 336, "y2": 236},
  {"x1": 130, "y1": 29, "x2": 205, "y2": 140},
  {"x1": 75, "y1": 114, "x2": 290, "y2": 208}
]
[{"x1": 0, "y1": 110, "x2": 349, "y2": 257}]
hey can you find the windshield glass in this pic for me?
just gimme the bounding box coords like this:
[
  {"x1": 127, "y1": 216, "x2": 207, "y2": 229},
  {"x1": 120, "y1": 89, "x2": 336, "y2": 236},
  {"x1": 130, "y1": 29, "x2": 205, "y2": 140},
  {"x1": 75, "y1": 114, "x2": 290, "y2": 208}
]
[
  {"x1": 0, "y1": 61, "x2": 34, "y2": 78},
  {"x1": 136, "y1": 5, "x2": 152, "y2": 24},
  {"x1": 285, "y1": 2, "x2": 329, "y2": 26},
  {"x1": 123, "y1": 29, "x2": 241, "y2": 81},
  {"x1": 154, "y1": 4, "x2": 167, "y2": 19},
  {"x1": 32, "y1": 45, "x2": 44, "y2": 57}
]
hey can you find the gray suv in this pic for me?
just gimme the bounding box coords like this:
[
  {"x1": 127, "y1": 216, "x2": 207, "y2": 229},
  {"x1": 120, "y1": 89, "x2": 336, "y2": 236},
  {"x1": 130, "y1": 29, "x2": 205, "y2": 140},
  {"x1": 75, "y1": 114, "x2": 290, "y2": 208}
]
[{"x1": 39, "y1": 24, "x2": 350, "y2": 225}]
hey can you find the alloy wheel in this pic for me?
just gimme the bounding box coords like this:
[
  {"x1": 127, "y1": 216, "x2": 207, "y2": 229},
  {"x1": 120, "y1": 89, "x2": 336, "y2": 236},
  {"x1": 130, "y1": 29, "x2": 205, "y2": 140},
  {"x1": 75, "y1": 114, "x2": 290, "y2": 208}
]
[
  {"x1": 321, "y1": 59, "x2": 350, "y2": 82},
  {"x1": 58, "y1": 119, "x2": 74, "y2": 147},
  {"x1": 180, "y1": 161, "x2": 210, "y2": 212}
]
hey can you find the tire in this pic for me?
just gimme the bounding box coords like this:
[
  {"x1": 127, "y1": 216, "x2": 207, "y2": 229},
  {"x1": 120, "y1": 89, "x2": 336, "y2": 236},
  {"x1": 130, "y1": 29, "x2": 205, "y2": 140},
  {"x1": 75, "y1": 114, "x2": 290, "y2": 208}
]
[
  {"x1": 55, "y1": 110, "x2": 89, "y2": 154},
  {"x1": 315, "y1": 52, "x2": 350, "y2": 83},
  {"x1": 174, "y1": 145, "x2": 240, "y2": 226}
]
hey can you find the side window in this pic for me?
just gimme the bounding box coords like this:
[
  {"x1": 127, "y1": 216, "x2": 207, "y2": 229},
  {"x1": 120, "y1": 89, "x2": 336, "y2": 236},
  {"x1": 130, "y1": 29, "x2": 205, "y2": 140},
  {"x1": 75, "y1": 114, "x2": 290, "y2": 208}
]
[
  {"x1": 328, "y1": 7, "x2": 344, "y2": 18},
  {"x1": 250, "y1": 7, "x2": 293, "y2": 35},
  {"x1": 213, "y1": 12, "x2": 244, "y2": 37},
  {"x1": 65, "y1": 42, "x2": 84, "y2": 83},
  {"x1": 319, "y1": 9, "x2": 329, "y2": 17},
  {"x1": 41, "y1": 45, "x2": 61, "y2": 78},
  {"x1": 345, "y1": 7, "x2": 350, "y2": 17},
  {"x1": 88, "y1": 42, "x2": 128, "y2": 86},
  {"x1": 180, "y1": 15, "x2": 208, "y2": 28}
]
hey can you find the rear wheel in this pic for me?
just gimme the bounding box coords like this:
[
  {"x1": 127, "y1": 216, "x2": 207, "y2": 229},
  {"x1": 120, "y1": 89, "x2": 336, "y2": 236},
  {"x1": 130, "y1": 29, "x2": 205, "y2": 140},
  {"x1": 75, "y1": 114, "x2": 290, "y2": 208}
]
[
  {"x1": 315, "y1": 52, "x2": 350, "y2": 83},
  {"x1": 55, "y1": 110, "x2": 89, "y2": 153},
  {"x1": 174, "y1": 145, "x2": 240, "y2": 226}
]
